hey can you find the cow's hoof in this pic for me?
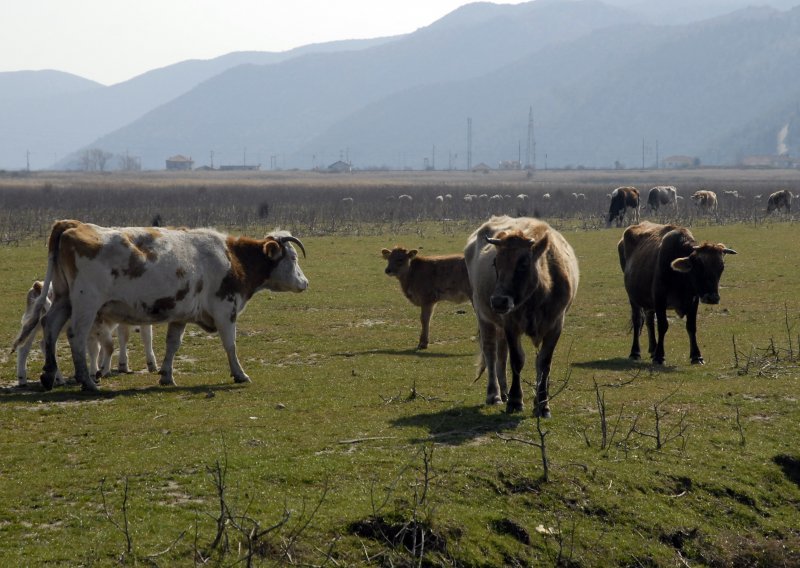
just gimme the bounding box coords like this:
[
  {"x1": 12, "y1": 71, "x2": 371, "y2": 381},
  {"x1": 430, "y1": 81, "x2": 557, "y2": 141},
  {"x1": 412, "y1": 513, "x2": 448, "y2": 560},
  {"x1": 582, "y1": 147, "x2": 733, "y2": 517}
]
[
  {"x1": 535, "y1": 406, "x2": 552, "y2": 419},
  {"x1": 80, "y1": 379, "x2": 100, "y2": 392},
  {"x1": 40, "y1": 373, "x2": 56, "y2": 391},
  {"x1": 629, "y1": 353, "x2": 641, "y2": 360},
  {"x1": 118, "y1": 365, "x2": 132, "y2": 374},
  {"x1": 691, "y1": 357, "x2": 705, "y2": 365},
  {"x1": 416, "y1": 343, "x2": 428, "y2": 350},
  {"x1": 147, "y1": 362, "x2": 159, "y2": 373},
  {"x1": 486, "y1": 395, "x2": 503, "y2": 406},
  {"x1": 233, "y1": 374, "x2": 251, "y2": 384},
  {"x1": 159, "y1": 377, "x2": 176, "y2": 386},
  {"x1": 506, "y1": 400, "x2": 524, "y2": 414},
  {"x1": 652, "y1": 358, "x2": 665, "y2": 366}
]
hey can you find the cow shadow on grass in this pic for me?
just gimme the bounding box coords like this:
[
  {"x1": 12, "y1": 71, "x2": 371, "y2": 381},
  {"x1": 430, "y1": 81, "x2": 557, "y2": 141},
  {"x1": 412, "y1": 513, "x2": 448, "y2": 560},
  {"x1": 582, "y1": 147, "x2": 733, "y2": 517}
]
[
  {"x1": 335, "y1": 348, "x2": 470, "y2": 359},
  {"x1": 390, "y1": 404, "x2": 525, "y2": 446},
  {"x1": 0, "y1": 380, "x2": 243, "y2": 404},
  {"x1": 573, "y1": 357, "x2": 679, "y2": 373}
]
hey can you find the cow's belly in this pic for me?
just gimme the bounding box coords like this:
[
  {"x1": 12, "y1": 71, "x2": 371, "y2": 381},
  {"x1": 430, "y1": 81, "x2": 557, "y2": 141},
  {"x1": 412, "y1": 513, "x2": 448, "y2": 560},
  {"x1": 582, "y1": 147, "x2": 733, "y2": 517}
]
[{"x1": 97, "y1": 299, "x2": 201, "y2": 325}]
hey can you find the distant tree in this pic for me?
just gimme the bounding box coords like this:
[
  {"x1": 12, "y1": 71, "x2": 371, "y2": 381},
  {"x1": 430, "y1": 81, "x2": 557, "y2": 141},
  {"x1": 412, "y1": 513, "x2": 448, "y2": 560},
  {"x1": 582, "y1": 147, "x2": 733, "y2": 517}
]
[
  {"x1": 79, "y1": 148, "x2": 114, "y2": 171},
  {"x1": 117, "y1": 153, "x2": 141, "y2": 171}
]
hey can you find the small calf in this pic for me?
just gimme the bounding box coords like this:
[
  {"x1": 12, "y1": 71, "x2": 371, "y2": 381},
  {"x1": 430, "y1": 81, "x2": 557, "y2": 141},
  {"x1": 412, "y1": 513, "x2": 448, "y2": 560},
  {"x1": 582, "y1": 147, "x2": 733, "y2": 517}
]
[{"x1": 381, "y1": 246, "x2": 472, "y2": 349}]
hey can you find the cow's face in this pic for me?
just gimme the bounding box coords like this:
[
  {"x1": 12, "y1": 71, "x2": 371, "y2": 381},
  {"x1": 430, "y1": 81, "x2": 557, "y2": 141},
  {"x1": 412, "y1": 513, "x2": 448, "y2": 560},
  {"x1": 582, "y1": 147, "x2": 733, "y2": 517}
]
[
  {"x1": 487, "y1": 230, "x2": 549, "y2": 315},
  {"x1": 382, "y1": 247, "x2": 416, "y2": 278},
  {"x1": 671, "y1": 243, "x2": 737, "y2": 304},
  {"x1": 263, "y1": 236, "x2": 308, "y2": 292}
]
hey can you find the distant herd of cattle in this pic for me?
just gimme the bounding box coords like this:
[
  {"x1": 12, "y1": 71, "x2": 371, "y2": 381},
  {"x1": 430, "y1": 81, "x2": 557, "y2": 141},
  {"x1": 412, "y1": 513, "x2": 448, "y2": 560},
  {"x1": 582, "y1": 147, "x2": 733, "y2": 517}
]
[{"x1": 10, "y1": 182, "x2": 792, "y2": 415}]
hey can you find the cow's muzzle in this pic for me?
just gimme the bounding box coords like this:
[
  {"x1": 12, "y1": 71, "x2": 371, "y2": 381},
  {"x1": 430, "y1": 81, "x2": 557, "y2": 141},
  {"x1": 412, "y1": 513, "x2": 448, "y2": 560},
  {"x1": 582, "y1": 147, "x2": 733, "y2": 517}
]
[
  {"x1": 700, "y1": 293, "x2": 720, "y2": 305},
  {"x1": 490, "y1": 295, "x2": 514, "y2": 314}
]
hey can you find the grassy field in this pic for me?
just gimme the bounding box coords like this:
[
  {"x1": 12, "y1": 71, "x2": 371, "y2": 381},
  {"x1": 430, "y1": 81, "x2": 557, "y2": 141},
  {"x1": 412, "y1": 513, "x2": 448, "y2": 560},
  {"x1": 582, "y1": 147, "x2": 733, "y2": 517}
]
[{"x1": 0, "y1": 176, "x2": 799, "y2": 566}]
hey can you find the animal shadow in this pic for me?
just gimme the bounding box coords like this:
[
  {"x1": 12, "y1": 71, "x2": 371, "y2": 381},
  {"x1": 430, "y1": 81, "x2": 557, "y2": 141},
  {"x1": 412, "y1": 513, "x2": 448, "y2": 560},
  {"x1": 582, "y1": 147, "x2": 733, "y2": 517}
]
[
  {"x1": 573, "y1": 357, "x2": 678, "y2": 373},
  {"x1": 774, "y1": 454, "x2": 800, "y2": 488},
  {"x1": 391, "y1": 404, "x2": 524, "y2": 446}
]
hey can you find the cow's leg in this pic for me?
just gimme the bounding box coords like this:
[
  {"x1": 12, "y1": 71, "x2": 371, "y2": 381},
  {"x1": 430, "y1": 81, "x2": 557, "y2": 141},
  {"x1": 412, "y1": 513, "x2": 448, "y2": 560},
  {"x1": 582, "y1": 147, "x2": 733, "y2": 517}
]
[
  {"x1": 653, "y1": 306, "x2": 669, "y2": 365},
  {"x1": 67, "y1": 306, "x2": 103, "y2": 392},
  {"x1": 87, "y1": 335, "x2": 101, "y2": 380},
  {"x1": 16, "y1": 325, "x2": 39, "y2": 387},
  {"x1": 629, "y1": 303, "x2": 643, "y2": 360},
  {"x1": 217, "y1": 322, "x2": 250, "y2": 383},
  {"x1": 505, "y1": 328, "x2": 525, "y2": 413},
  {"x1": 535, "y1": 324, "x2": 563, "y2": 418},
  {"x1": 417, "y1": 303, "x2": 434, "y2": 350},
  {"x1": 40, "y1": 299, "x2": 71, "y2": 390},
  {"x1": 117, "y1": 324, "x2": 132, "y2": 373},
  {"x1": 95, "y1": 324, "x2": 115, "y2": 378},
  {"x1": 686, "y1": 298, "x2": 704, "y2": 364},
  {"x1": 645, "y1": 310, "x2": 657, "y2": 357},
  {"x1": 496, "y1": 331, "x2": 509, "y2": 402},
  {"x1": 159, "y1": 322, "x2": 186, "y2": 386},
  {"x1": 479, "y1": 320, "x2": 502, "y2": 405},
  {"x1": 140, "y1": 325, "x2": 158, "y2": 373}
]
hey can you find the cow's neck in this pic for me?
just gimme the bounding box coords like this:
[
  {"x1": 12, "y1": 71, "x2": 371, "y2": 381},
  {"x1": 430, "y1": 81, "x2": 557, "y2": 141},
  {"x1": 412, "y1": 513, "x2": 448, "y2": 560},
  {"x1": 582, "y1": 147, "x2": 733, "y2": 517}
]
[{"x1": 221, "y1": 237, "x2": 277, "y2": 301}]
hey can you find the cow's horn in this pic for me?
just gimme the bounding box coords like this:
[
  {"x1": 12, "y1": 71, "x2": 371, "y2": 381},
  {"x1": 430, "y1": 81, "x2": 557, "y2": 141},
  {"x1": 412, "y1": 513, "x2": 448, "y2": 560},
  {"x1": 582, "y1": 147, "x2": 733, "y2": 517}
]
[
  {"x1": 279, "y1": 235, "x2": 306, "y2": 258},
  {"x1": 484, "y1": 233, "x2": 502, "y2": 246},
  {"x1": 721, "y1": 247, "x2": 737, "y2": 255}
]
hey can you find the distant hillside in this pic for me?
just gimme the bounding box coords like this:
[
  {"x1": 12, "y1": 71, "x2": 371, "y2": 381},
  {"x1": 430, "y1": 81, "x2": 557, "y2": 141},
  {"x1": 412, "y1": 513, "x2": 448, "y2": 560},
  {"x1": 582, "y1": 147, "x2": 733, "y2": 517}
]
[{"x1": 0, "y1": 70, "x2": 101, "y2": 104}]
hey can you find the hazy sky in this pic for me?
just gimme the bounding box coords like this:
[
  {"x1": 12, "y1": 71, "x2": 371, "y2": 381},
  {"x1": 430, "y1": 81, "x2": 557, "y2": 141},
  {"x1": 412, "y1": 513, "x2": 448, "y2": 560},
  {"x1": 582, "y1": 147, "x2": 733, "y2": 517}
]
[{"x1": 2, "y1": 0, "x2": 526, "y2": 86}]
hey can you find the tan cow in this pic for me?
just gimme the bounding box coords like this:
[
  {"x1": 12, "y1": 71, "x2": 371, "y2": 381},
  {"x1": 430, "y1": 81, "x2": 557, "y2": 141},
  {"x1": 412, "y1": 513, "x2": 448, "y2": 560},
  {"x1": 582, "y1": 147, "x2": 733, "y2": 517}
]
[
  {"x1": 381, "y1": 246, "x2": 472, "y2": 349},
  {"x1": 465, "y1": 216, "x2": 579, "y2": 417},
  {"x1": 767, "y1": 189, "x2": 792, "y2": 214},
  {"x1": 14, "y1": 220, "x2": 308, "y2": 391},
  {"x1": 690, "y1": 190, "x2": 717, "y2": 214}
]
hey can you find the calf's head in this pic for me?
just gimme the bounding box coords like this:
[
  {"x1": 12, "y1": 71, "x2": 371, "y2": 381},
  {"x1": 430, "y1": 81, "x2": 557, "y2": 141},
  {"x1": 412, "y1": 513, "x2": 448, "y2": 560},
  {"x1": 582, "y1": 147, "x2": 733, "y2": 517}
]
[
  {"x1": 485, "y1": 230, "x2": 549, "y2": 315},
  {"x1": 381, "y1": 247, "x2": 416, "y2": 278},
  {"x1": 670, "y1": 242, "x2": 736, "y2": 304}
]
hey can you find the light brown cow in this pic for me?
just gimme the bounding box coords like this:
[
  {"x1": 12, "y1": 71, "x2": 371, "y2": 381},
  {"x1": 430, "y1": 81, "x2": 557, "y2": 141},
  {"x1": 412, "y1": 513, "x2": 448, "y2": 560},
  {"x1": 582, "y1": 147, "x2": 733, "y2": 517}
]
[
  {"x1": 690, "y1": 190, "x2": 717, "y2": 214},
  {"x1": 465, "y1": 216, "x2": 579, "y2": 417},
  {"x1": 382, "y1": 246, "x2": 472, "y2": 350},
  {"x1": 767, "y1": 189, "x2": 792, "y2": 214}
]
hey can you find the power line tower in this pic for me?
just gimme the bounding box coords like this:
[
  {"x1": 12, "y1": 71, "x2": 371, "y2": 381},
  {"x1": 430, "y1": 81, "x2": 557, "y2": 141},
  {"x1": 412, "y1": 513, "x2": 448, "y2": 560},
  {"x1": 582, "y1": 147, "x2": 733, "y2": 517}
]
[
  {"x1": 525, "y1": 106, "x2": 536, "y2": 170},
  {"x1": 467, "y1": 117, "x2": 473, "y2": 171}
]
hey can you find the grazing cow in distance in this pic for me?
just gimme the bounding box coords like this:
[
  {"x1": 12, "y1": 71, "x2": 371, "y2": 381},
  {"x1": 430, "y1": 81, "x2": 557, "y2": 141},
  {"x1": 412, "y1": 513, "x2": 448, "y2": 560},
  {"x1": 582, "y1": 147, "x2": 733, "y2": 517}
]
[
  {"x1": 14, "y1": 280, "x2": 157, "y2": 387},
  {"x1": 607, "y1": 186, "x2": 640, "y2": 227},
  {"x1": 691, "y1": 190, "x2": 717, "y2": 214},
  {"x1": 381, "y1": 246, "x2": 472, "y2": 350},
  {"x1": 14, "y1": 220, "x2": 308, "y2": 391},
  {"x1": 767, "y1": 189, "x2": 792, "y2": 214},
  {"x1": 618, "y1": 221, "x2": 736, "y2": 365},
  {"x1": 646, "y1": 186, "x2": 678, "y2": 214},
  {"x1": 465, "y1": 215, "x2": 579, "y2": 417}
]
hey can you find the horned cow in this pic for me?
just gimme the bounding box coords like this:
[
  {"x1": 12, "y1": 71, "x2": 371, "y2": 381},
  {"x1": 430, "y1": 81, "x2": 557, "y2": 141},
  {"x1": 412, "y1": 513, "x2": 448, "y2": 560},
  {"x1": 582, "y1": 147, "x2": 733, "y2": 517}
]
[
  {"x1": 381, "y1": 246, "x2": 472, "y2": 350},
  {"x1": 14, "y1": 220, "x2": 308, "y2": 391},
  {"x1": 14, "y1": 280, "x2": 157, "y2": 387},
  {"x1": 618, "y1": 221, "x2": 736, "y2": 365},
  {"x1": 465, "y1": 215, "x2": 579, "y2": 417}
]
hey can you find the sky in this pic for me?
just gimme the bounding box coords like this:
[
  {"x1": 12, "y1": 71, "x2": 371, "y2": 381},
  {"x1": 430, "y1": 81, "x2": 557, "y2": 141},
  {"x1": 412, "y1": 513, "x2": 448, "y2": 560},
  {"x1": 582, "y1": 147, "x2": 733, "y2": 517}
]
[{"x1": 2, "y1": 0, "x2": 526, "y2": 86}]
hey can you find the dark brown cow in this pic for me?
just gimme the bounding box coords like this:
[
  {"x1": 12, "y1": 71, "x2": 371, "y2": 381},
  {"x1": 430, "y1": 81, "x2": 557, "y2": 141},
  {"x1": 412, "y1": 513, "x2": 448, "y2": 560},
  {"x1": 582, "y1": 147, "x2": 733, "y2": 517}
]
[
  {"x1": 607, "y1": 186, "x2": 640, "y2": 227},
  {"x1": 381, "y1": 246, "x2": 472, "y2": 350},
  {"x1": 767, "y1": 189, "x2": 792, "y2": 214},
  {"x1": 618, "y1": 221, "x2": 736, "y2": 365},
  {"x1": 465, "y1": 216, "x2": 579, "y2": 417}
]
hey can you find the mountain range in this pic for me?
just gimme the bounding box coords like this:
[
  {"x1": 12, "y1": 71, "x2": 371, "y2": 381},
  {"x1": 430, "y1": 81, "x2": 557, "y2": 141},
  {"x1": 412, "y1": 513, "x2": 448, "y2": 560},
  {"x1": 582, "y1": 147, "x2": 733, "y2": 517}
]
[{"x1": 2, "y1": 0, "x2": 799, "y2": 171}]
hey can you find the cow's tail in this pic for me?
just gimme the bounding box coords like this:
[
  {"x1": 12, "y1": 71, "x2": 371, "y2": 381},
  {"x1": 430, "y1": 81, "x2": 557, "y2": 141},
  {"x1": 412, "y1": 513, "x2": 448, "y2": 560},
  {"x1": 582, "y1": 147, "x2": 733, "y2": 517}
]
[
  {"x1": 473, "y1": 353, "x2": 486, "y2": 384},
  {"x1": 11, "y1": 220, "x2": 77, "y2": 353}
]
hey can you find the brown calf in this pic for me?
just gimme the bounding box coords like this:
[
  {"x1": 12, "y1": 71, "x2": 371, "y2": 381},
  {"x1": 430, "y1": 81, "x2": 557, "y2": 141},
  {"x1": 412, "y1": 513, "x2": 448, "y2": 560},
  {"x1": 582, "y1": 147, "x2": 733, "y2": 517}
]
[{"x1": 381, "y1": 246, "x2": 472, "y2": 350}]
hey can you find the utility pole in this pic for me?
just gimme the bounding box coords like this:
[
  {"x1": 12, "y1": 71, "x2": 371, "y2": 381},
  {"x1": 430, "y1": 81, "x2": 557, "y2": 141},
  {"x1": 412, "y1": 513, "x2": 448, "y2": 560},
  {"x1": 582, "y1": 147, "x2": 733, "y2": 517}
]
[
  {"x1": 210, "y1": 150, "x2": 214, "y2": 169},
  {"x1": 467, "y1": 117, "x2": 473, "y2": 171}
]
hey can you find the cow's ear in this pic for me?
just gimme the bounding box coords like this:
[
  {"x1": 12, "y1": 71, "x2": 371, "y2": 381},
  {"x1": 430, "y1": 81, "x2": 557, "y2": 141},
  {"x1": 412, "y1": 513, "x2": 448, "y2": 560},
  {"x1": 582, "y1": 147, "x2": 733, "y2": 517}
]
[
  {"x1": 408, "y1": 249, "x2": 418, "y2": 259},
  {"x1": 530, "y1": 233, "x2": 550, "y2": 261},
  {"x1": 264, "y1": 240, "x2": 282, "y2": 260},
  {"x1": 671, "y1": 256, "x2": 693, "y2": 273},
  {"x1": 381, "y1": 248, "x2": 391, "y2": 259}
]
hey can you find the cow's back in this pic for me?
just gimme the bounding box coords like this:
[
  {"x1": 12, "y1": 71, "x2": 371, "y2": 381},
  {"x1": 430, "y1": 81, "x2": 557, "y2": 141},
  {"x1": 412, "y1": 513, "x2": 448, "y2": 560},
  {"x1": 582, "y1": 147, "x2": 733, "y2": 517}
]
[{"x1": 406, "y1": 254, "x2": 471, "y2": 304}]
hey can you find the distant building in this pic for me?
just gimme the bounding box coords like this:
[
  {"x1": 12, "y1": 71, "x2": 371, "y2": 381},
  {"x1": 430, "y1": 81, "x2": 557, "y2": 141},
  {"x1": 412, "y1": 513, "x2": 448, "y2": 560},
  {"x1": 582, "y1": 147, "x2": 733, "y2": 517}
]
[
  {"x1": 166, "y1": 155, "x2": 194, "y2": 171},
  {"x1": 326, "y1": 160, "x2": 352, "y2": 173},
  {"x1": 218, "y1": 164, "x2": 261, "y2": 171},
  {"x1": 662, "y1": 155, "x2": 698, "y2": 169},
  {"x1": 472, "y1": 162, "x2": 492, "y2": 173},
  {"x1": 498, "y1": 160, "x2": 522, "y2": 170},
  {"x1": 739, "y1": 154, "x2": 797, "y2": 168}
]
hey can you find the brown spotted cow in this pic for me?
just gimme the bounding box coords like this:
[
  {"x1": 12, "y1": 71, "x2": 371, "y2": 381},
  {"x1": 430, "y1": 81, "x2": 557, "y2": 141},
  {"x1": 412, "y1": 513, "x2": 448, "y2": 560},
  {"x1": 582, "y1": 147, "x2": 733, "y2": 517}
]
[
  {"x1": 14, "y1": 280, "x2": 157, "y2": 387},
  {"x1": 766, "y1": 189, "x2": 792, "y2": 214},
  {"x1": 13, "y1": 220, "x2": 308, "y2": 391},
  {"x1": 690, "y1": 190, "x2": 717, "y2": 214},
  {"x1": 381, "y1": 246, "x2": 472, "y2": 350},
  {"x1": 607, "y1": 186, "x2": 640, "y2": 227},
  {"x1": 465, "y1": 216, "x2": 579, "y2": 417},
  {"x1": 618, "y1": 221, "x2": 736, "y2": 365}
]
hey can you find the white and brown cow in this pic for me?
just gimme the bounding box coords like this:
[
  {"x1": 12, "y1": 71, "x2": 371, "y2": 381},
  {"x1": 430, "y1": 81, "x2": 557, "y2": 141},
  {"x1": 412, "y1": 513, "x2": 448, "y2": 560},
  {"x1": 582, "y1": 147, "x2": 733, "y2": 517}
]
[
  {"x1": 607, "y1": 186, "x2": 640, "y2": 227},
  {"x1": 690, "y1": 190, "x2": 717, "y2": 214},
  {"x1": 381, "y1": 246, "x2": 472, "y2": 350},
  {"x1": 465, "y1": 215, "x2": 579, "y2": 417},
  {"x1": 766, "y1": 189, "x2": 792, "y2": 214},
  {"x1": 14, "y1": 220, "x2": 308, "y2": 391},
  {"x1": 619, "y1": 221, "x2": 736, "y2": 365},
  {"x1": 645, "y1": 186, "x2": 678, "y2": 214},
  {"x1": 14, "y1": 280, "x2": 157, "y2": 387}
]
